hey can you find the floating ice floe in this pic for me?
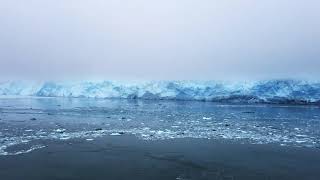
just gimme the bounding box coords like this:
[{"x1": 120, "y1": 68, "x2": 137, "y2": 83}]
[{"x1": 54, "y1": 129, "x2": 66, "y2": 133}]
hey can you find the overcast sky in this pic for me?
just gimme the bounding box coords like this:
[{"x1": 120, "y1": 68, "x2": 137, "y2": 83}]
[{"x1": 0, "y1": 0, "x2": 319, "y2": 81}]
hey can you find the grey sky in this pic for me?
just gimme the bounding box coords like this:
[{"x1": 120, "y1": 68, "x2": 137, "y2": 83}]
[{"x1": 0, "y1": 0, "x2": 319, "y2": 80}]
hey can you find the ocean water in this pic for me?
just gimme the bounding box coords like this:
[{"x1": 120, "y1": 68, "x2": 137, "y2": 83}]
[{"x1": 0, "y1": 97, "x2": 319, "y2": 156}]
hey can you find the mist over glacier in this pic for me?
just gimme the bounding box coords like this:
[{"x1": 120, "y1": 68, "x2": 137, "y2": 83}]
[
  {"x1": 0, "y1": 1, "x2": 319, "y2": 102},
  {"x1": 0, "y1": 0, "x2": 319, "y2": 81}
]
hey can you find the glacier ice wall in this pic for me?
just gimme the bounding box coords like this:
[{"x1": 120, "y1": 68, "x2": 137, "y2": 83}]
[{"x1": 0, "y1": 80, "x2": 319, "y2": 104}]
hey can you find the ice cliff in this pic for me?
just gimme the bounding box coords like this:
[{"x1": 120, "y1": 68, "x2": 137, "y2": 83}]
[{"x1": 0, "y1": 80, "x2": 319, "y2": 104}]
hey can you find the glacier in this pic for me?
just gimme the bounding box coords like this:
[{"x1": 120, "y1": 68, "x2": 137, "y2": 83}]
[{"x1": 0, "y1": 80, "x2": 319, "y2": 104}]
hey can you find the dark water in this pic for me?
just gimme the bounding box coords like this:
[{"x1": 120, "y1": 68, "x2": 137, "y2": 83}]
[
  {"x1": 0, "y1": 97, "x2": 320, "y2": 179},
  {"x1": 1, "y1": 136, "x2": 320, "y2": 180}
]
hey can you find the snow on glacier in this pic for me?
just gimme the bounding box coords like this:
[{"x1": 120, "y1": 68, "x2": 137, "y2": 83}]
[{"x1": 0, "y1": 80, "x2": 319, "y2": 104}]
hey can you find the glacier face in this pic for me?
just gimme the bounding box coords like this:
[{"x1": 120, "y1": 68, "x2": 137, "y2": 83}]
[{"x1": 0, "y1": 80, "x2": 319, "y2": 104}]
